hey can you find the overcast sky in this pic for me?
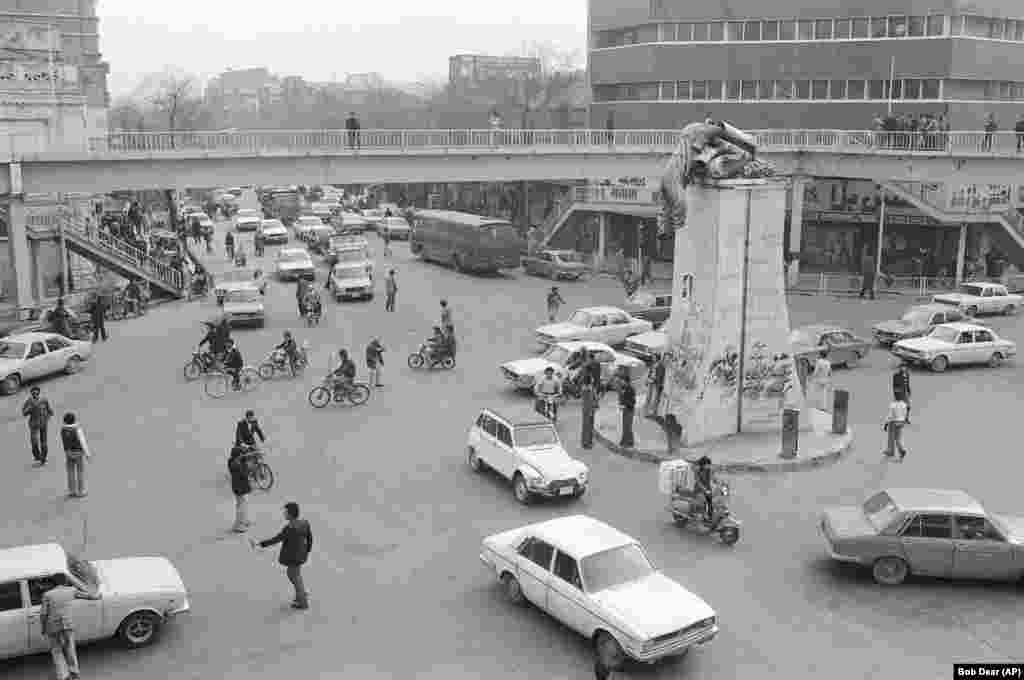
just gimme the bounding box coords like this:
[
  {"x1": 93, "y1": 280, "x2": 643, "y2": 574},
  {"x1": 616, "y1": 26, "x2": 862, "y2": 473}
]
[{"x1": 99, "y1": 0, "x2": 587, "y2": 96}]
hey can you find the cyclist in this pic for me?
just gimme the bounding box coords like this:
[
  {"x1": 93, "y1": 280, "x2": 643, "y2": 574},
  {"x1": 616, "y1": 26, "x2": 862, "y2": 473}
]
[
  {"x1": 331, "y1": 349, "x2": 357, "y2": 394},
  {"x1": 533, "y1": 366, "x2": 563, "y2": 420},
  {"x1": 235, "y1": 409, "x2": 266, "y2": 449},
  {"x1": 275, "y1": 331, "x2": 301, "y2": 375},
  {"x1": 425, "y1": 326, "x2": 447, "y2": 361},
  {"x1": 223, "y1": 338, "x2": 244, "y2": 391}
]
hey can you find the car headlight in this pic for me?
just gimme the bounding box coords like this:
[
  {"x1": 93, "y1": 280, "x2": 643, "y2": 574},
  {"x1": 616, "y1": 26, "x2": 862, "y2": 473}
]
[{"x1": 523, "y1": 467, "x2": 546, "y2": 486}]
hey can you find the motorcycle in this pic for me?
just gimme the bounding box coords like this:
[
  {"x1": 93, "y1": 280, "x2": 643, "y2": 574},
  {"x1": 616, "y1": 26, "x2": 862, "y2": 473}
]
[
  {"x1": 258, "y1": 345, "x2": 309, "y2": 380},
  {"x1": 407, "y1": 343, "x2": 456, "y2": 370},
  {"x1": 183, "y1": 348, "x2": 219, "y2": 381},
  {"x1": 661, "y1": 461, "x2": 741, "y2": 546},
  {"x1": 307, "y1": 375, "x2": 371, "y2": 408}
]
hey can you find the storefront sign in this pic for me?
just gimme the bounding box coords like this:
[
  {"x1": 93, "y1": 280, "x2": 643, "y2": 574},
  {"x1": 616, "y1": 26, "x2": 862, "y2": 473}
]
[
  {"x1": 0, "y1": 62, "x2": 78, "y2": 88},
  {"x1": 0, "y1": 24, "x2": 57, "y2": 52},
  {"x1": 950, "y1": 184, "x2": 1014, "y2": 211},
  {"x1": 809, "y1": 211, "x2": 938, "y2": 226}
]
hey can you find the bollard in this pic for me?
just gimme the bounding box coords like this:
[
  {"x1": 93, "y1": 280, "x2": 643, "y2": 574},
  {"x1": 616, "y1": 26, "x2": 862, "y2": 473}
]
[
  {"x1": 781, "y1": 408, "x2": 799, "y2": 459},
  {"x1": 832, "y1": 389, "x2": 849, "y2": 435}
]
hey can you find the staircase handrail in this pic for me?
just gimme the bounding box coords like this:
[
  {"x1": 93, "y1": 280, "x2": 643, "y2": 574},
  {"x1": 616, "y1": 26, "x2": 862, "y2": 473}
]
[{"x1": 58, "y1": 216, "x2": 186, "y2": 292}]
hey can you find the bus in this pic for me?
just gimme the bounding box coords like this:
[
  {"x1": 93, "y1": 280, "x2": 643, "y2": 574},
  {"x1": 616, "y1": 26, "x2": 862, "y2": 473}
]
[{"x1": 410, "y1": 210, "x2": 523, "y2": 274}]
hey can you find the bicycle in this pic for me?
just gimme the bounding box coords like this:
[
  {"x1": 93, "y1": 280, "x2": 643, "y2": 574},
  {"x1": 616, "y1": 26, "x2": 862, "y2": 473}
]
[
  {"x1": 407, "y1": 344, "x2": 456, "y2": 370},
  {"x1": 535, "y1": 393, "x2": 563, "y2": 424},
  {"x1": 229, "y1": 445, "x2": 275, "y2": 491},
  {"x1": 308, "y1": 376, "x2": 371, "y2": 408},
  {"x1": 183, "y1": 348, "x2": 220, "y2": 381},
  {"x1": 203, "y1": 366, "x2": 261, "y2": 398},
  {"x1": 258, "y1": 347, "x2": 308, "y2": 380}
]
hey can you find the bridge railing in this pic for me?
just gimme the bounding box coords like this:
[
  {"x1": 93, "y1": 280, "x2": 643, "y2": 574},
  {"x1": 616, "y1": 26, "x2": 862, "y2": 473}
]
[{"x1": 86, "y1": 129, "x2": 1024, "y2": 157}]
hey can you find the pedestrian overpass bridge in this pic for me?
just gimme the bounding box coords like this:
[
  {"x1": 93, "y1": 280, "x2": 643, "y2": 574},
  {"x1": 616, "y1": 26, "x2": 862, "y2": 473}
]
[{"x1": 2, "y1": 128, "x2": 1023, "y2": 195}]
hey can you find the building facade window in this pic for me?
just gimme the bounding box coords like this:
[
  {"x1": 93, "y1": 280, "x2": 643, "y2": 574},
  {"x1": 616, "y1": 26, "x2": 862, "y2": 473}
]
[
  {"x1": 598, "y1": 12, "x2": 1024, "y2": 47},
  {"x1": 594, "y1": 77, "x2": 1023, "y2": 101}
]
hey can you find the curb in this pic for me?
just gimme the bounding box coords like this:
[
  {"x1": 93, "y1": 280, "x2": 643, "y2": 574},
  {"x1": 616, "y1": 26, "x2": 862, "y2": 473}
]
[{"x1": 594, "y1": 422, "x2": 854, "y2": 474}]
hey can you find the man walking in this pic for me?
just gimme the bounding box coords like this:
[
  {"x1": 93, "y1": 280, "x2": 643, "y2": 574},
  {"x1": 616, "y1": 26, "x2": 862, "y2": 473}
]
[
  {"x1": 366, "y1": 337, "x2": 384, "y2": 388},
  {"x1": 60, "y1": 413, "x2": 91, "y2": 498},
  {"x1": 859, "y1": 249, "x2": 876, "y2": 299},
  {"x1": 384, "y1": 270, "x2": 397, "y2": 312},
  {"x1": 225, "y1": 230, "x2": 235, "y2": 260},
  {"x1": 254, "y1": 229, "x2": 265, "y2": 257},
  {"x1": 618, "y1": 377, "x2": 637, "y2": 449},
  {"x1": 345, "y1": 112, "x2": 361, "y2": 150},
  {"x1": 87, "y1": 292, "x2": 107, "y2": 342},
  {"x1": 645, "y1": 353, "x2": 668, "y2": 417},
  {"x1": 22, "y1": 386, "x2": 54, "y2": 466},
  {"x1": 228, "y1": 445, "x2": 252, "y2": 533},
  {"x1": 253, "y1": 502, "x2": 313, "y2": 609},
  {"x1": 892, "y1": 364, "x2": 912, "y2": 424},
  {"x1": 382, "y1": 228, "x2": 392, "y2": 256},
  {"x1": 440, "y1": 298, "x2": 453, "y2": 332},
  {"x1": 580, "y1": 378, "x2": 598, "y2": 449},
  {"x1": 546, "y1": 286, "x2": 565, "y2": 322},
  {"x1": 40, "y1": 574, "x2": 98, "y2": 680},
  {"x1": 883, "y1": 396, "x2": 909, "y2": 461},
  {"x1": 1015, "y1": 113, "x2": 1024, "y2": 152}
]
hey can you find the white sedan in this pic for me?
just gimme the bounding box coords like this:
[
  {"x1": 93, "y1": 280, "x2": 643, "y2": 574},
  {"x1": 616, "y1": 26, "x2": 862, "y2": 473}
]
[
  {"x1": 0, "y1": 332, "x2": 92, "y2": 395},
  {"x1": 501, "y1": 340, "x2": 646, "y2": 390},
  {"x1": 259, "y1": 219, "x2": 289, "y2": 244},
  {"x1": 536, "y1": 306, "x2": 654, "y2": 349},
  {"x1": 293, "y1": 216, "x2": 323, "y2": 241},
  {"x1": 380, "y1": 216, "x2": 411, "y2": 240},
  {"x1": 234, "y1": 216, "x2": 261, "y2": 232},
  {"x1": 275, "y1": 248, "x2": 316, "y2": 281},
  {"x1": 1, "y1": 540, "x2": 189, "y2": 659},
  {"x1": 480, "y1": 515, "x2": 718, "y2": 666},
  {"x1": 892, "y1": 322, "x2": 1016, "y2": 372},
  {"x1": 0, "y1": 543, "x2": 189, "y2": 660}
]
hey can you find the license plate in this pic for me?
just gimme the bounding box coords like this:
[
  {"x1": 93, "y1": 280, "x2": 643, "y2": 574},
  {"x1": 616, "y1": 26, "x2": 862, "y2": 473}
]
[{"x1": 559, "y1": 486, "x2": 574, "y2": 496}]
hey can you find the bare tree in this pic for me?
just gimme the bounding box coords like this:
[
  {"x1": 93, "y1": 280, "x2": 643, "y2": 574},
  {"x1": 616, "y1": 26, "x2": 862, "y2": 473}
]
[
  {"x1": 148, "y1": 72, "x2": 200, "y2": 132},
  {"x1": 108, "y1": 97, "x2": 146, "y2": 132},
  {"x1": 507, "y1": 41, "x2": 585, "y2": 128}
]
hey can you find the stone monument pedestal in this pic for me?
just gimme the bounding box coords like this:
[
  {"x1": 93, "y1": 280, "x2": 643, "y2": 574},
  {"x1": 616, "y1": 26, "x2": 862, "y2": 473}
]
[{"x1": 659, "y1": 179, "x2": 806, "y2": 447}]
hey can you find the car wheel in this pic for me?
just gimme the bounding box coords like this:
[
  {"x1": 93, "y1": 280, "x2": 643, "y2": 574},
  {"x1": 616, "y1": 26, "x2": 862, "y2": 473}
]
[
  {"x1": 966, "y1": 305, "x2": 979, "y2": 317},
  {"x1": 844, "y1": 353, "x2": 861, "y2": 369},
  {"x1": 989, "y1": 352, "x2": 1004, "y2": 368},
  {"x1": 117, "y1": 611, "x2": 162, "y2": 648},
  {"x1": 64, "y1": 356, "x2": 82, "y2": 374},
  {"x1": 258, "y1": 363, "x2": 276, "y2": 380},
  {"x1": 929, "y1": 355, "x2": 949, "y2": 372},
  {"x1": 501, "y1": 573, "x2": 525, "y2": 605},
  {"x1": 872, "y1": 556, "x2": 909, "y2": 585},
  {"x1": 594, "y1": 631, "x2": 626, "y2": 670},
  {"x1": 0, "y1": 374, "x2": 21, "y2": 395},
  {"x1": 513, "y1": 474, "x2": 532, "y2": 505},
  {"x1": 467, "y1": 447, "x2": 484, "y2": 472},
  {"x1": 1005, "y1": 304, "x2": 1016, "y2": 316}
]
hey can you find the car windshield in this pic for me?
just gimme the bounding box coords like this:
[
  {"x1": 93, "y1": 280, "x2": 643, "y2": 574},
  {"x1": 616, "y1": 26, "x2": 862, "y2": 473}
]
[
  {"x1": 929, "y1": 326, "x2": 959, "y2": 343},
  {"x1": 262, "y1": 221, "x2": 283, "y2": 230},
  {"x1": 900, "y1": 310, "x2": 931, "y2": 325},
  {"x1": 541, "y1": 346, "x2": 570, "y2": 364},
  {"x1": 226, "y1": 289, "x2": 260, "y2": 303},
  {"x1": 513, "y1": 424, "x2": 560, "y2": 448},
  {"x1": 298, "y1": 217, "x2": 321, "y2": 226},
  {"x1": 0, "y1": 341, "x2": 26, "y2": 359},
  {"x1": 334, "y1": 267, "x2": 365, "y2": 279},
  {"x1": 567, "y1": 311, "x2": 591, "y2": 326},
  {"x1": 862, "y1": 491, "x2": 901, "y2": 531},
  {"x1": 581, "y1": 544, "x2": 655, "y2": 593},
  {"x1": 554, "y1": 251, "x2": 583, "y2": 263},
  {"x1": 335, "y1": 250, "x2": 366, "y2": 263},
  {"x1": 959, "y1": 284, "x2": 985, "y2": 296},
  {"x1": 279, "y1": 252, "x2": 307, "y2": 263}
]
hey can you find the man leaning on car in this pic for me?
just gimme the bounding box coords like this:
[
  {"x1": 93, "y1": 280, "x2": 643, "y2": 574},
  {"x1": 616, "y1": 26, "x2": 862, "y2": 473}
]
[{"x1": 39, "y1": 573, "x2": 100, "y2": 680}]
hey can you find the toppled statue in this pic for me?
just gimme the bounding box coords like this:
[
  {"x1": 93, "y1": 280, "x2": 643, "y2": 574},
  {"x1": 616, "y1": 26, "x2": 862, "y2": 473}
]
[{"x1": 658, "y1": 120, "x2": 776, "y2": 236}]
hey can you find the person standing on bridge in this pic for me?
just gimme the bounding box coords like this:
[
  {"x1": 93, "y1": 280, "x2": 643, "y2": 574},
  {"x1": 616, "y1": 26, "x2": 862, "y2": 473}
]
[
  {"x1": 1015, "y1": 113, "x2": 1024, "y2": 152},
  {"x1": 346, "y1": 112, "x2": 361, "y2": 150},
  {"x1": 982, "y1": 113, "x2": 997, "y2": 152},
  {"x1": 605, "y1": 110, "x2": 615, "y2": 145}
]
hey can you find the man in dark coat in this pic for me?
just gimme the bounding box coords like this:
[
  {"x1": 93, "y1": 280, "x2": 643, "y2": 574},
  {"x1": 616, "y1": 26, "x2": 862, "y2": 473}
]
[
  {"x1": 235, "y1": 409, "x2": 265, "y2": 449},
  {"x1": 87, "y1": 293, "x2": 108, "y2": 342},
  {"x1": 859, "y1": 251, "x2": 876, "y2": 299},
  {"x1": 22, "y1": 386, "x2": 54, "y2": 465},
  {"x1": 253, "y1": 502, "x2": 313, "y2": 609},
  {"x1": 345, "y1": 112, "x2": 361, "y2": 149},
  {"x1": 228, "y1": 446, "x2": 252, "y2": 533},
  {"x1": 892, "y1": 364, "x2": 912, "y2": 424},
  {"x1": 618, "y1": 378, "x2": 637, "y2": 448},
  {"x1": 580, "y1": 379, "x2": 598, "y2": 450}
]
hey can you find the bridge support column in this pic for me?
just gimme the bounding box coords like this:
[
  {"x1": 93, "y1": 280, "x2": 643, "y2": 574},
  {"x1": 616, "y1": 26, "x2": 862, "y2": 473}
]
[
  {"x1": 787, "y1": 178, "x2": 807, "y2": 286},
  {"x1": 4, "y1": 163, "x2": 35, "y2": 310},
  {"x1": 955, "y1": 223, "x2": 968, "y2": 285},
  {"x1": 519, "y1": 180, "x2": 530, "y2": 231},
  {"x1": 596, "y1": 212, "x2": 607, "y2": 271},
  {"x1": 56, "y1": 223, "x2": 69, "y2": 296}
]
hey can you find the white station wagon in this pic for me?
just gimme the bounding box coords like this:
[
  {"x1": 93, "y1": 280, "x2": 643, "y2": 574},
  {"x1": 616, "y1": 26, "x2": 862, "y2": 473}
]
[
  {"x1": 467, "y1": 408, "x2": 588, "y2": 504},
  {"x1": 535, "y1": 306, "x2": 653, "y2": 349},
  {"x1": 892, "y1": 322, "x2": 1016, "y2": 372},
  {"x1": 501, "y1": 340, "x2": 646, "y2": 391},
  {"x1": 933, "y1": 282, "x2": 1022, "y2": 317},
  {"x1": 0, "y1": 543, "x2": 189, "y2": 660},
  {"x1": 480, "y1": 515, "x2": 718, "y2": 666}
]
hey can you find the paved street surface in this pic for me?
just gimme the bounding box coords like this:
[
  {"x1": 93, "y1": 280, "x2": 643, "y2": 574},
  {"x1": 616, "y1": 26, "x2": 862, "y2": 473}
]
[{"x1": 3, "y1": 218, "x2": 1023, "y2": 679}]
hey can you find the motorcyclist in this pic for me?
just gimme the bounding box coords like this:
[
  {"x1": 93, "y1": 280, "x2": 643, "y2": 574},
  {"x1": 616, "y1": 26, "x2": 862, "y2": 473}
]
[
  {"x1": 331, "y1": 349, "x2": 357, "y2": 392},
  {"x1": 275, "y1": 331, "x2": 301, "y2": 375},
  {"x1": 303, "y1": 289, "x2": 322, "y2": 321},
  {"x1": 565, "y1": 348, "x2": 587, "y2": 392},
  {"x1": 223, "y1": 338, "x2": 244, "y2": 390},
  {"x1": 45, "y1": 298, "x2": 74, "y2": 337},
  {"x1": 694, "y1": 456, "x2": 714, "y2": 520},
  {"x1": 533, "y1": 366, "x2": 563, "y2": 420}
]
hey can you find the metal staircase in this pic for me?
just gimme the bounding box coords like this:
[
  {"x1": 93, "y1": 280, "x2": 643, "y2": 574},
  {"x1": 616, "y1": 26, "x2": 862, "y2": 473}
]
[{"x1": 55, "y1": 217, "x2": 186, "y2": 297}]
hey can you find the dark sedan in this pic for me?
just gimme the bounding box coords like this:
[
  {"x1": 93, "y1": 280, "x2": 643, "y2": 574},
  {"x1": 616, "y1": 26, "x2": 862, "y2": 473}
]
[{"x1": 790, "y1": 324, "x2": 872, "y2": 372}]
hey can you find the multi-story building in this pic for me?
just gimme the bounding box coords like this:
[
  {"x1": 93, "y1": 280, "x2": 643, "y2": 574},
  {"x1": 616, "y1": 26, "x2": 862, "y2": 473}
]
[
  {"x1": 204, "y1": 67, "x2": 273, "y2": 123},
  {"x1": 589, "y1": 0, "x2": 1024, "y2": 130},
  {"x1": 0, "y1": 0, "x2": 110, "y2": 153}
]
